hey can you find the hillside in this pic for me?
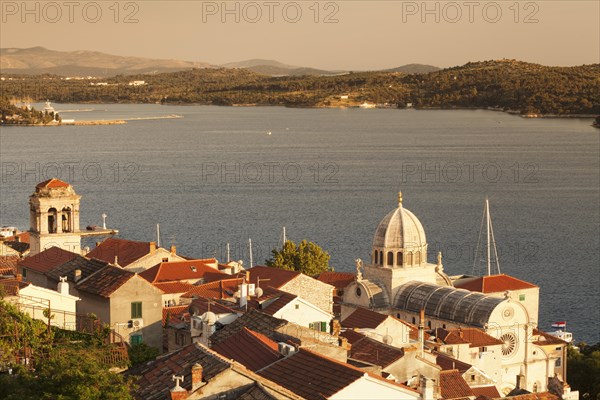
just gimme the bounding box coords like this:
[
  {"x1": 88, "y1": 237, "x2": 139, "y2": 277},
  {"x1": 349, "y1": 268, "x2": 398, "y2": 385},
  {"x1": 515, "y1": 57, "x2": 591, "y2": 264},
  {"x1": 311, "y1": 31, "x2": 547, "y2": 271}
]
[
  {"x1": 0, "y1": 47, "x2": 213, "y2": 77},
  {"x1": 1, "y1": 60, "x2": 598, "y2": 115},
  {"x1": 381, "y1": 63, "x2": 440, "y2": 74}
]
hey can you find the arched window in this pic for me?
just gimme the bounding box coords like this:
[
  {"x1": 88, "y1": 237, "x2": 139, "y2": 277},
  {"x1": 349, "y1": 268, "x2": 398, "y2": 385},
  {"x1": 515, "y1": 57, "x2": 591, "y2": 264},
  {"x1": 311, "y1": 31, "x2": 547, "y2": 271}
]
[
  {"x1": 379, "y1": 251, "x2": 384, "y2": 266},
  {"x1": 396, "y1": 252, "x2": 403, "y2": 266},
  {"x1": 387, "y1": 251, "x2": 394, "y2": 266},
  {"x1": 374, "y1": 251, "x2": 378, "y2": 265},
  {"x1": 48, "y1": 208, "x2": 57, "y2": 233},
  {"x1": 408, "y1": 252, "x2": 414, "y2": 266},
  {"x1": 62, "y1": 207, "x2": 71, "y2": 232},
  {"x1": 415, "y1": 252, "x2": 421, "y2": 265}
]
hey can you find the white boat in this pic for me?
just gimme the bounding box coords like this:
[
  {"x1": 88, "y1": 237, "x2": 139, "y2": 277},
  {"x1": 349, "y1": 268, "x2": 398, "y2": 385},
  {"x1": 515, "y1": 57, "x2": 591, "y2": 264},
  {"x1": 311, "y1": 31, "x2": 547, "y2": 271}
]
[
  {"x1": 359, "y1": 101, "x2": 376, "y2": 109},
  {"x1": 549, "y1": 330, "x2": 573, "y2": 343},
  {"x1": 42, "y1": 100, "x2": 55, "y2": 114}
]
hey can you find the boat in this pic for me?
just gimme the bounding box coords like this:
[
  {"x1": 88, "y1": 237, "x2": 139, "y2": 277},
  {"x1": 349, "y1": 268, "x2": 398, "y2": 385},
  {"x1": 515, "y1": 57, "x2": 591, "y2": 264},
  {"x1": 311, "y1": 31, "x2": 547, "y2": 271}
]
[
  {"x1": 359, "y1": 101, "x2": 376, "y2": 109},
  {"x1": 549, "y1": 330, "x2": 573, "y2": 343},
  {"x1": 42, "y1": 100, "x2": 55, "y2": 114}
]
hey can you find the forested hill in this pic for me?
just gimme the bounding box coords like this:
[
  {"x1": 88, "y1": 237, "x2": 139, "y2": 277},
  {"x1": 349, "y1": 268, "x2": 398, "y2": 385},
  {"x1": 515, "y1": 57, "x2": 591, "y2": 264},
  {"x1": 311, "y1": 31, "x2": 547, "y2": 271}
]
[{"x1": 1, "y1": 60, "x2": 598, "y2": 115}]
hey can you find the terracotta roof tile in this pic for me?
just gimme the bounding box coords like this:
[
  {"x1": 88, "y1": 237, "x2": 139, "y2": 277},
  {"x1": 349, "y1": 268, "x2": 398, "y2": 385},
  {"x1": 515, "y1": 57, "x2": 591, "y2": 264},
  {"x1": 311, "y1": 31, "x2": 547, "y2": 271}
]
[
  {"x1": 455, "y1": 274, "x2": 537, "y2": 293},
  {"x1": 126, "y1": 343, "x2": 230, "y2": 400},
  {"x1": 19, "y1": 247, "x2": 79, "y2": 273},
  {"x1": 182, "y1": 278, "x2": 244, "y2": 300},
  {"x1": 532, "y1": 328, "x2": 568, "y2": 346},
  {"x1": 0, "y1": 256, "x2": 20, "y2": 274},
  {"x1": 36, "y1": 178, "x2": 70, "y2": 189},
  {"x1": 248, "y1": 287, "x2": 297, "y2": 316},
  {"x1": 188, "y1": 297, "x2": 237, "y2": 316},
  {"x1": 212, "y1": 327, "x2": 282, "y2": 371},
  {"x1": 247, "y1": 266, "x2": 300, "y2": 289},
  {"x1": 3, "y1": 231, "x2": 30, "y2": 243},
  {"x1": 431, "y1": 327, "x2": 503, "y2": 348},
  {"x1": 46, "y1": 255, "x2": 109, "y2": 282},
  {"x1": 140, "y1": 259, "x2": 225, "y2": 283},
  {"x1": 339, "y1": 329, "x2": 366, "y2": 345},
  {"x1": 76, "y1": 265, "x2": 136, "y2": 297},
  {"x1": 153, "y1": 281, "x2": 195, "y2": 294},
  {"x1": 0, "y1": 278, "x2": 30, "y2": 295},
  {"x1": 434, "y1": 352, "x2": 472, "y2": 373},
  {"x1": 86, "y1": 237, "x2": 153, "y2": 267},
  {"x1": 316, "y1": 271, "x2": 355, "y2": 291},
  {"x1": 162, "y1": 305, "x2": 189, "y2": 325},
  {"x1": 341, "y1": 306, "x2": 388, "y2": 329},
  {"x1": 439, "y1": 370, "x2": 474, "y2": 399},
  {"x1": 343, "y1": 331, "x2": 405, "y2": 368},
  {"x1": 505, "y1": 393, "x2": 561, "y2": 400},
  {"x1": 471, "y1": 386, "x2": 501, "y2": 398},
  {"x1": 237, "y1": 384, "x2": 280, "y2": 400},
  {"x1": 257, "y1": 348, "x2": 364, "y2": 399},
  {"x1": 2, "y1": 240, "x2": 30, "y2": 254},
  {"x1": 210, "y1": 309, "x2": 287, "y2": 346}
]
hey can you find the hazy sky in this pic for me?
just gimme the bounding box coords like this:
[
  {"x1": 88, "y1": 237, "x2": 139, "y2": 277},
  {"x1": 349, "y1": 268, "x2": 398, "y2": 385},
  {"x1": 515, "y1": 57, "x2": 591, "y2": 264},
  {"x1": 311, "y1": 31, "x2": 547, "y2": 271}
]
[{"x1": 1, "y1": 0, "x2": 598, "y2": 69}]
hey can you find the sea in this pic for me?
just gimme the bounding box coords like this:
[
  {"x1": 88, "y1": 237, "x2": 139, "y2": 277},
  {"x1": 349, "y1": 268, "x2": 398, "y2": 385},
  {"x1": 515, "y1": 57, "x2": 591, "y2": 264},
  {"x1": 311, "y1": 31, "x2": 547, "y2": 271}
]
[{"x1": 1, "y1": 103, "x2": 598, "y2": 343}]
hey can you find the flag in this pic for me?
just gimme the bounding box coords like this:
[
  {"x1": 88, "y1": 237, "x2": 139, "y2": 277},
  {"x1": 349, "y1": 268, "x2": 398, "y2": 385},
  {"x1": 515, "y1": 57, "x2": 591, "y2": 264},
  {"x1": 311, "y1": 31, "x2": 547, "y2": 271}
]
[{"x1": 552, "y1": 321, "x2": 566, "y2": 328}]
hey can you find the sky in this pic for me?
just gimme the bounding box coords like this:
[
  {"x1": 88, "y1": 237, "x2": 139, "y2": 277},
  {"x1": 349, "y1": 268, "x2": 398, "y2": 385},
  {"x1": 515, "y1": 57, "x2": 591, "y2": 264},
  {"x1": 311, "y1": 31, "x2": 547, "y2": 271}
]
[{"x1": 1, "y1": 0, "x2": 599, "y2": 70}]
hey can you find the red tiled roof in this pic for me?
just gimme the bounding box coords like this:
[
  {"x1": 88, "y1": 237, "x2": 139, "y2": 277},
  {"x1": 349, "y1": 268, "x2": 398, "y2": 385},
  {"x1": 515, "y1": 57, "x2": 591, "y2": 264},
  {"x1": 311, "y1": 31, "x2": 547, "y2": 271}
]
[
  {"x1": 162, "y1": 305, "x2": 188, "y2": 325},
  {"x1": 341, "y1": 306, "x2": 388, "y2": 329},
  {"x1": 153, "y1": 281, "x2": 195, "y2": 294},
  {"x1": 532, "y1": 328, "x2": 568, "y2": 346},
  {"x1": 339, "y1": 329, "x2": 366, "y2": 345},
  {"x1": 86, "y1": 237, "x2": 154, "y2": 267},
  {"x1": 346, "y1": 334, "x2": 404, "y2": 368},
  {"x1": 471, "y1": 386, "x2": 501, "y2": 398},
  {"x1": 432, "y1": 327, "x2": 503, "y2": 348},
  {"x1": 316, "y1": 271, "x2": 355, "y2": 291},
  {"x1": 247, "y1": 266, "x2": 300, "y2": 289},
  {"x1": 76, "y1": 265, "x2": 136, "y2": 297},
  {"x1": 140, "y1": 259, "x2": 224, "y2": 283},
  {"x1": 434, "y1": 352, "x2": 472, "y2": 373},
  {"x1": 455, "y1": 274, "x2": 537, "y2": 293},
  {"x1": 3, "y1": 231, "x2": 30, "y2": 243},
  {"x1": 212, "y1": 327, "x2": 282, "y2": 371},
  {"x1": 0, "y1": 256, "x2": 20, "y2": 274},
  {"x1": 182, "y1": 278, "x2": 244, "y2": 299},
  {"x1": 189, "y1": 297, "x2": 237, "y2": 316},
  {"x1": 439, "y1": 370, "x2": 474, "y2": 399},
  {"x1": 0, "y1": 278, "x2": 30, "y2": 295},
  {"x1": 504, "y1": 393, "x2": 560, "y2": 400},
  {"x1": 36, "y1": 178, "x2": 70, "y2": 189},
  {"x1": 248, "y1": 287, "x2": 297, "y2": 316},
  {"x1": 19, "y1": 247, "x2": 79, "y2": 273},
  {"x1": 126, "y1": 343, "x2": 230, "y2": 400}
]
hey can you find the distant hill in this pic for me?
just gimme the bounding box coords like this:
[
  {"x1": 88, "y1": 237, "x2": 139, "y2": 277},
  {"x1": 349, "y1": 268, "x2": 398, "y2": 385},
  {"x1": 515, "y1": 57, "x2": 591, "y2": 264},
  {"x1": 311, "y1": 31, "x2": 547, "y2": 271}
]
[
  {"x1": 0, "y1": 47, "x2": 213, "y2": 77},
  {"x1": 221, "y1": 59, "x2": 345, "y2": 76},
  {"x1": 380, "y1": 63, "x2": 440, "y2": 74}
]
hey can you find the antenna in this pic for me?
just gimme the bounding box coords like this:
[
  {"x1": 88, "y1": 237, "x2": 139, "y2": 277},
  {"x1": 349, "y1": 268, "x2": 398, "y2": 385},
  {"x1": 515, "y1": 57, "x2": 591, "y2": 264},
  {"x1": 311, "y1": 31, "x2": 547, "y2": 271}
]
[{"x1": 248, "y1": 238, "x2": 253, "y2": 268}]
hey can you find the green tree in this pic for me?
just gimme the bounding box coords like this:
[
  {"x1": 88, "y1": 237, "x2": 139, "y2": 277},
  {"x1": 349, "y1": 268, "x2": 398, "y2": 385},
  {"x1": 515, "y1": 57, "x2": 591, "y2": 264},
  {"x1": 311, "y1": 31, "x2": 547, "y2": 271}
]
[
  {"x1": 567, "y1": 343, "x2": 600, "y2": 400},
  {"x1": 266, "y1": 239, "x2": 331, "y2": 276},
  {"x1": 128, "y1": 343, "x2": 159, "y2": 367}
]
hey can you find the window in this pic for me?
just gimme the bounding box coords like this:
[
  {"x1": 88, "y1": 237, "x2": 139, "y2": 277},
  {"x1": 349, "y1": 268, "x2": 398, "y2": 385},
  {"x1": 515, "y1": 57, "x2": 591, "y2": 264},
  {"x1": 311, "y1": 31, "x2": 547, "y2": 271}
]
[
  {"x1": 356, "y1": 287, "x2": 362, "y2": 297},
  {"x1": 519, "y1": 294, "x2": 526, "y2": 301},
  {"x1": 374, "y1": 252, "x2": 378, "y2": 264},
  {"x1": 295, "y1": 304, "x2": 300, "y2": 309},
  {"x1": 131, "y1": 334, "x2": 143, "y2": 345},
  {"x1": 131, "y1": 302, "x2": 142, "y2": 319},
  {"x1": 22, "y1": 268, "x2": 27, "y2": 278},
  {"x1": 397, "y1": 252, "x2": 403, "y2": 266},
  {"x1": 480, "y1": 347, "x2": 488, "y2": 352},
  {"x1": 309, "y1": 322, "x2": 328, "y2": 332},
  {"x1": 387, "y1": 252, "x2": 394, "y2": 266},
  {"x1": 555, "y1": 358, "x2": 561, "y2": 367},
  {"x1": 162, "y1": 258, "x2": 169, "y2": 262},
  {"x1": 427, "y1": 321, "x2": 431, "y2": 328},
  {"x1": 471, "y1": 374, "x2": 476, "y2": 381},
  {"x1": 412, "y1": 317, "x2": 416, "y2": 324}
]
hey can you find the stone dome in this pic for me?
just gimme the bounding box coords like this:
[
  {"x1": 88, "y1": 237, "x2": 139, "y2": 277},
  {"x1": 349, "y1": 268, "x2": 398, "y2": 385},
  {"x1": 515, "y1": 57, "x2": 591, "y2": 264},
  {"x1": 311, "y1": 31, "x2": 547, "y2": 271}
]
[{"x1": 371, "y1": 193, "x2": 428, "y2": 268}]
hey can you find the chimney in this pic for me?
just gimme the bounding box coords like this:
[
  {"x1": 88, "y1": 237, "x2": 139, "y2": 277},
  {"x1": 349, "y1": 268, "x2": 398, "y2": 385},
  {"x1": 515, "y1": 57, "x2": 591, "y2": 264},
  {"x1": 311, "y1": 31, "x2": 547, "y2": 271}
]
[
  {"x1": 516, "y1": 365, "x2": 526, "y2": 389},
  {"x1": 149, "y1": 241, "x2": 157, "y2": 253},
  {"x1": 418, "y1": 309, "x2": 425, "y2": 357},
  {"x1": 57, "y1": 276, "x2": 69, "y2": 295},
  {"x1": 170, "y1": 245, "x2": 177, "y2": 255},
  {"x1": 191, "y1": 363, "x2": 203, "y2": 391},
  {"x1": 74, "y1": 269, "x2": 82, "y2": 283},
  {"x1": 170, "y1": 375, "x2": 188, "y2": 400},
  {"x1": 13, "y1": 231, "x2": 19, "y2": 242},
  {"x1": 245, "y1": 270, "x2": 250, "y2": 283}
]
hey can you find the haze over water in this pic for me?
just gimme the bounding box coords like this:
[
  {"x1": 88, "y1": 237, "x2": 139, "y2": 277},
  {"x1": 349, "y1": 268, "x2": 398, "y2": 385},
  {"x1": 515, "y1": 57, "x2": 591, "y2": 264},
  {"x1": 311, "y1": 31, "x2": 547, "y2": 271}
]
[{"x1": 1, "y1": 104, "x2": 598, "y2": 343}]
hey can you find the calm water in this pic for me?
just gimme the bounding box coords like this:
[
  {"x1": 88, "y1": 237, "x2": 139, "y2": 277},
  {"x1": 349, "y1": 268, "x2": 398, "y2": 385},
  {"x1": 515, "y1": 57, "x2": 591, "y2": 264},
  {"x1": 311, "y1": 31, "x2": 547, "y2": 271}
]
[{"x1": 1, "y1": 104, "x2": 598, "y2": 343}]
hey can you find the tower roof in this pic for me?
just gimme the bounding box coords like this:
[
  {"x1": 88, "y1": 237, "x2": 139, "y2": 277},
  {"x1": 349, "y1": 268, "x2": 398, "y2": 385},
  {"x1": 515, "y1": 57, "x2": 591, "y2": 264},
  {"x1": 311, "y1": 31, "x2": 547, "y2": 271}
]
[
  {"x1": 373, "y1": 193, "x2": 426, "y2": 250},
  {"x1": 35, "y1": 178, "x2": 71, "y2": 189}
]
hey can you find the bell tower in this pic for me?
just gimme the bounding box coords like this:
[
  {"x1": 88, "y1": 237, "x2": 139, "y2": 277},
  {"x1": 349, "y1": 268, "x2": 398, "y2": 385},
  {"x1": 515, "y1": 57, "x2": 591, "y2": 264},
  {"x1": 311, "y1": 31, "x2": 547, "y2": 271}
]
[{"x1": 29, "y1": 178, "x2": 81, "y2": 255}]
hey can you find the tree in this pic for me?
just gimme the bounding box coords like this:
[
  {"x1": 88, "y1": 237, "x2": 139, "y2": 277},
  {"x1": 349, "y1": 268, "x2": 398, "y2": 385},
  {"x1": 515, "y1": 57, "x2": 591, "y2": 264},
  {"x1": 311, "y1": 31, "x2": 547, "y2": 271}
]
[
  {"x1": 128, "y1": 343, "x2": 159, "y2": 367},
  {"x1": 567, "y1": 343, "x2": 600, "y2": 400},
  {"x1": 266, "y1": 239, "x2": 331, "y2": 276}
]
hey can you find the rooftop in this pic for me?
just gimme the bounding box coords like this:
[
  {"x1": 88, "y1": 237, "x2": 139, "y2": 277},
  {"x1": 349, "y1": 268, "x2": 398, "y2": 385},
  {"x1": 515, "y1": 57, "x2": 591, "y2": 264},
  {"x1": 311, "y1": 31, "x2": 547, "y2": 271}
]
[
  {"x1": 140, "y1": 259, "x2": 225, "y2": 283},
  {"x1": 35, "y1": 178, "x2": 71, "y2": 189},
  {"x1": 316, "y1": 271, "x2": 355, "y2": 290},
  {"x1": 430, "y1": 327, "x2": 503, "y2": 348},
  {"x1": 434, "y1": 352, "x2": 472, "y2": 373},
  {"x1": 181, "y1": 277, "x2": 244, "y2": 300},
  {"x1": 153, "y1": 281, "x2": 195, "y2": 294},
  {"x1": 532, "y1": 328, "x2": 568, "y2": 346},
  {"x1": 248, "y1": 286, "x2": 298, "y2": 316},
  {"x1": 439, "y1": 369, "x2": 474, "y2": 399},
  {"x1": 0, "y1": 255, "x2": 20, "y2": 275},
  {"x1": 162, "y1": 305, "x2": 188, "y2": 325},
  {"x1": 247, "y1": 265, "x2": 301, "y2": 288},
  {"x1": 86, "y1": 237, "x2": 156, "y2": 267},
  {"x1": 188, "y1": 297, "x2": 238, "y2": 316},
  {"x1": 341, "y1": 306, "x2": 389, "y2": 329},
  {"x1": 210, "y1": 309, "x2": 287, "y2": 346},
  {"x1": 454, "y1": 274, "x2": 538, "y2": 293},
  {"x1": 471, "y1": 385, "x2": 501, "y2": 398},
  {"x1": 46, "y1": 255, "x2": 109, "y2": 282},
  {"x1": 19, "y1": 246, "x2": 79, "y2": 273},
  {"x1": 342, "y1": 330, "x2": 405, "y2": 368},
  {"x1": 211, "y1": 327, "x2": 282, "y2": 371},
  {"x1": 76, "y1": 265, "x2": 136, "y2": 297}
]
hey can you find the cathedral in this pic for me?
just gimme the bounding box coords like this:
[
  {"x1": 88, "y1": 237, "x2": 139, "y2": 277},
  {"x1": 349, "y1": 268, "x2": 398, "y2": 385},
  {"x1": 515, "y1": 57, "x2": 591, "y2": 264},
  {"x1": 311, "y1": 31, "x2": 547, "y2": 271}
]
[{"x1": 342, "y1": 193, "x2": 574, "y2": 396}]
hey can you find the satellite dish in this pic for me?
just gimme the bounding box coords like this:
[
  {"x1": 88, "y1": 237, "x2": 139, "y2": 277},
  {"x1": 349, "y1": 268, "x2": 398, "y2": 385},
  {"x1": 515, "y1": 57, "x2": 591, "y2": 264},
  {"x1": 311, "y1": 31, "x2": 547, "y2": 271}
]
[
  {"x1": 383, "y1": 335, "x2": 393, "y2": 344},
  {"x1": 255, "y1": 287, "x2": 264, "y2": 298},
  {"x1": 203, "y1": 311, "x2": 217, "y2": 325}
]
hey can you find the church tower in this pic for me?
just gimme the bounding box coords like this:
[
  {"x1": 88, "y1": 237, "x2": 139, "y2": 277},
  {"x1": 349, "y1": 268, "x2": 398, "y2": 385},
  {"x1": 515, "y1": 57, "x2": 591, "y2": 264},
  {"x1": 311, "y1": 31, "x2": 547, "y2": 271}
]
[
  {"x1": 362, "y1": 192, "x2": 451, "y2": 304},
  {"x1": 29, "y1": 179, "x2": 81, "y2": 255}
]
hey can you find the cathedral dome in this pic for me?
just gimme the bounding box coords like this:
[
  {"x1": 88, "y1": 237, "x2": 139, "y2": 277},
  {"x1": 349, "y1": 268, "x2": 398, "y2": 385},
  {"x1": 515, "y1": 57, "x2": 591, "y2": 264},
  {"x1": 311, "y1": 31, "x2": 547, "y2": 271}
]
[{"x1": 371, "y1": 193, "x2": 428, "y2": 268}]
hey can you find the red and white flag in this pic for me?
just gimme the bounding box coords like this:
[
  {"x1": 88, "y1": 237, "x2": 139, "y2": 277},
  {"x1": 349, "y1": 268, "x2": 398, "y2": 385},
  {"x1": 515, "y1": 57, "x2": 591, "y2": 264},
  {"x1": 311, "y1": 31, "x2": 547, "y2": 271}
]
[{"x1": 552, "y1": 321, "x2": 566, "y2": 328}]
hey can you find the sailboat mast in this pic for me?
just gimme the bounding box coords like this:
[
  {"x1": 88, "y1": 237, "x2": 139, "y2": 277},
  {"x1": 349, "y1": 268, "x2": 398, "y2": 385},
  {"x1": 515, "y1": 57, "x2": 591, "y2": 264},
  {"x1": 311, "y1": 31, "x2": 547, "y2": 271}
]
[
  {"x1": 226, "y1": 242, "x2": 230, "y2": 263},
  {"x1": 486, "y1": 198, "x2": 491, "y2": 276},
  {"x1": 156, "y1": 223, "x2": 161, "y2": 248},
  {"x1": 283, "y1": 226, "x2": 286, "y2": 244},
  {"x1": 249, "y1": 238, "x2": 253, "y2": 268}
]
